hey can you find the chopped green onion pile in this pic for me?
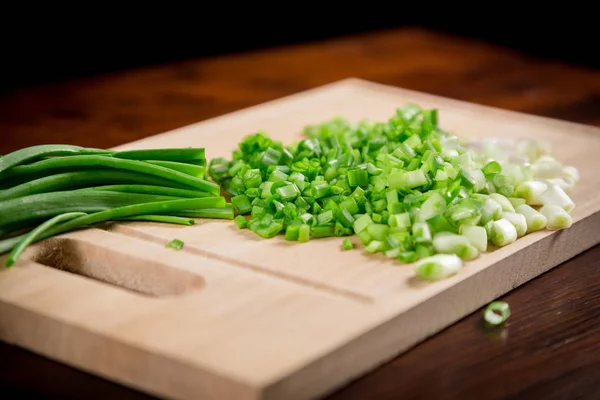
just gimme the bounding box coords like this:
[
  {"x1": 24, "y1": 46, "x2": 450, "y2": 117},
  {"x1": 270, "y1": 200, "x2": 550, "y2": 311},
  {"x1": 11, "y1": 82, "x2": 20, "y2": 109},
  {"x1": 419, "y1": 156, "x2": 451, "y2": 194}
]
[
  {"x1": 209, "y1": 103, "x2": 579, "y2": 281},
  {"x1": 0, "y1": 145, "x2": 233, "y2": 267}
]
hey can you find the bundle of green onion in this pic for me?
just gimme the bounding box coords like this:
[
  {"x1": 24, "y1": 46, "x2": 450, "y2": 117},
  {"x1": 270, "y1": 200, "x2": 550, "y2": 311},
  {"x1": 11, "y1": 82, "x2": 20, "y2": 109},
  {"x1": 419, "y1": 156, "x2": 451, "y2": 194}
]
[
  {"x1": 0, "y1": 145, "x2": 233, "y2": 266},
  {"x1": 209, "y1": 104, "x2": 579, "y2": 281}
]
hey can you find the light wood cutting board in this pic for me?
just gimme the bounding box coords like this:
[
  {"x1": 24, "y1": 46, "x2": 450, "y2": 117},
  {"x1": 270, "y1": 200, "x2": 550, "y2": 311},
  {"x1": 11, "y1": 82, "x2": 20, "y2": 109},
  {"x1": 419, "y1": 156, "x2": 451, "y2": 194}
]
[{"x1": 2, "y1": 78, "x2": 600, "y2": 400}]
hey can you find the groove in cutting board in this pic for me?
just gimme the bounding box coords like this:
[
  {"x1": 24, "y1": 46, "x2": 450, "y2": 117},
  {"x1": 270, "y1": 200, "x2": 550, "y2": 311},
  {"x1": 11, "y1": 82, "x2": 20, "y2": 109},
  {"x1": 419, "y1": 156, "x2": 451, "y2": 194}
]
[
  {"x1": 30, "y1": 229, "x2": 205, "y2": 297},
  {"x1": 103, "y1": 222, "x2": 374, "y2": 304}
]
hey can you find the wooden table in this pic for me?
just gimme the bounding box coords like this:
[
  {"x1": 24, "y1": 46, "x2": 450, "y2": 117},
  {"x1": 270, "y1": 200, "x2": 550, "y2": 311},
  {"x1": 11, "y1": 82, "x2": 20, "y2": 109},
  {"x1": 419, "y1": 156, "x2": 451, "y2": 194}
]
[{"x1": 2, "y1": 27, "x2": 599, "y2": 400}]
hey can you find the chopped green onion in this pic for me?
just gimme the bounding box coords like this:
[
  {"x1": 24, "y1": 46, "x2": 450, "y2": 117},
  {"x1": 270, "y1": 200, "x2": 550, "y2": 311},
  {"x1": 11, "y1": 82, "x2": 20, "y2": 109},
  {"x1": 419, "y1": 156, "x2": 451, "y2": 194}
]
[
  {"x1": 459, "y1": 225, "x2": 487, "y2": 252},
  {"x1": 515, "y1": 204, "x2": 547, "y2": 233},
  {"x1": 515, "y1": 180, "x2": 547, "y2": 206},
  {"x1": 490, "y1": 219, "x2": 517, "y2": 247},
  {"x1": 489, "y1": 193, "x2": 515, "y2": 213},
  {"x1": 342, "y1": 238, "x2": 354, "y2": 250},
  {"x1": 166, "y1": 238, "x2": 185, "y2": 250},
  {"x1": 538, "y1": 183, "x2": 575, "y2": 213},
  {"x1": 483, "y1": 301, "x2": 511, "y2": 325},
  {"x1": 540, "y1": 205, "x2": 573, "y2": 230},
  {"x1": 234, "y1": 215, "x2": 248, "y2": 229},
  {"x1": 414, "y1": 254, "x2": 463, "y2": 280},
  {"x1": 501, "y1": 211, "x2": 528, "y2": 238}
]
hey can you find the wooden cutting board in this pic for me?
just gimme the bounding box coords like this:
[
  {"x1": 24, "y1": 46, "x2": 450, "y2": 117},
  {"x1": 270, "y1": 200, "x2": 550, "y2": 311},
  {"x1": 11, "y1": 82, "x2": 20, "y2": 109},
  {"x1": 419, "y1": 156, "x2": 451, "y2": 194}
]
[{"x1": 2, "y1": 78, "x2": 600, "y2": 400}]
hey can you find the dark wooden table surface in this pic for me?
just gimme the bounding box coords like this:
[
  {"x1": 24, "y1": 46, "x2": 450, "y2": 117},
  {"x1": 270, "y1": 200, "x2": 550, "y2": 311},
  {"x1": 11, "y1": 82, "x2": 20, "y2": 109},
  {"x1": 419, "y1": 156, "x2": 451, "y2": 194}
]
[{"x1": 1, "y1": 27, "x2": 599, "y2": 400}]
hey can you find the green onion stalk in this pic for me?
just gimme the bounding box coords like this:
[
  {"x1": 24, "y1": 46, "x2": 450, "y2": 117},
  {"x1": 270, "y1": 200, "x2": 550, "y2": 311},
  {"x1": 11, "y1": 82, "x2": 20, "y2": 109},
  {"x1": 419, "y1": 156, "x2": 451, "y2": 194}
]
[{"x1": 0, "y1": 146, "x2": 232, "y2": 267}]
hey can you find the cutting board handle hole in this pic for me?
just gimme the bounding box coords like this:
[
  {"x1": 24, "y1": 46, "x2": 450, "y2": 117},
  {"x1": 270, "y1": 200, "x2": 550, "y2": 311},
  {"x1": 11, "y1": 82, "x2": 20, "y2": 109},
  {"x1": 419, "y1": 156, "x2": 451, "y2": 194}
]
[{"x1": 33, "y1": 237, "x2": 204, "y2": 297}]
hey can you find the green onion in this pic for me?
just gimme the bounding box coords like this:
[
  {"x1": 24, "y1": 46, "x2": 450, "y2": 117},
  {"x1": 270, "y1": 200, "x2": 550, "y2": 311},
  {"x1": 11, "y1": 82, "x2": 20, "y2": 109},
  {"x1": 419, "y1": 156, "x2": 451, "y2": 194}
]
[
  {"x1": 538, "y1": 183, "x2": 575, "y2": 213},
  {"x1": 0, "y1": 191, "x2": 182, "y2": 228},
  {"x1": 145, "y1": 160, "x2": 206, "y2": 178},
  {"x1": 0, "y1": 145, "x2": 232, "y2": 265},
  {"x1": 205, "y1": 104, "x2": 579, "y2": 282},
  {"x1": 172, "y1": 206, "x2": 234, "y2": 220},
  {"x1": 0, "y1": 192, "x2": 225, "y2": 229},
  {"x1": 459, "y1": 225, "x2": 487, "y2": 252},
  {"x1": 117, "y1": 215, "x2": 196, "y2": 225},
  {"x1": 490, "y1": 219, "x2": 517, "y2": 247},
  {"x1": 0, "y1": 155, "x2": 219, "y2": 194},
  {"x1": 342, "y1": 238, "x2": 354, "y2": 250},
  {"x1": 0, "y1": 170, "x2": 205, "y2": 201},
  {"x1": 0, "y1": 144, "x2": 113, "y2": 173},
  {"x1": 483, "y1": 301, "x2": 511, "y2": 325},
  {"x1": 75, "y1": 184, "x2": 212, "y2": 198},
  {"x1": 515, "y1": 181, "x2": 547, "y2": 206},
  {"x1": 234, "y1": 215, "x2": 248, "y2": 229},
  {"x1": 0, "y1": 197, "x2": 217, "y2": 259},
  {"x1": 166, "y1": 238, "x2": 185, "y2": 250},
  {"x1": 413, "y1": 254, "x2": 463, "y2": 280},
  {"x1": 112, "y1": 148, "x2": 205, "y2": 163},
  {"x1": 514, "y1": 204, "x2": 547, "y2": 233},
  {"x1": 540, "y1": 205, "x2": 573, "y2": 230},
  {"x1": 501, "y1": 211, "x2": 528, "y2": 238}
]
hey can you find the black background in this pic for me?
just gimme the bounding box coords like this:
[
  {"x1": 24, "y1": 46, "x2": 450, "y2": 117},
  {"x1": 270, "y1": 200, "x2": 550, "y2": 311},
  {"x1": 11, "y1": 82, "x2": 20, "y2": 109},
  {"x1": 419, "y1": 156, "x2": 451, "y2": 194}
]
[{"x1": 1, "y1": 5, "x2": 597, "y2": 92}]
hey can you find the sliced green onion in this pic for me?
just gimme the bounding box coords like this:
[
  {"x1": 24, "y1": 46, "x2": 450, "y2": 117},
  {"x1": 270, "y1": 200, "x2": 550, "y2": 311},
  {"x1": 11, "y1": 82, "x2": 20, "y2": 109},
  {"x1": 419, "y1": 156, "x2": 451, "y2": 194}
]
[
  {"x1": 515, "y1": 180, "x2": 547, "y2": 206},
  {"x1": 489, "y1": 193, "x2": 515, "y2": 213},
  {"x1": 432, "y1": 232, "x2": 476, "y2": 259},
  {"x1": 166, "y1": 238, "x2": 185, "y2": 250},
  {"x1": 234, "y1": 215, "x2": 248, "y2": 229},
  {"x1": 515, "y1": 204, "x2": 547, "y2": 233},
  {"x1": 501, "y1": 211, "x2": 528, "y2": 238},
  {"x1": 483, "y1": 301, "x2": 511, "y2": 325},
  {"x1": 491, "y1": 219, "x2": 517, "y2": 247},
  {"x1": 414, "y1": 254, "x2": 463, "y2": 280},
  {"x1": 538, "y1": 184, "x2": 575, "y2": 213},
  {"x1": 459, "y1": 225, "x2": 487, "y2": 252},
  {"x1": 342, "y1": 238, "x2": 354, "y2": 250},
  {"x1": 540, "y1": 205, "x2": 573, "y2": 230}
]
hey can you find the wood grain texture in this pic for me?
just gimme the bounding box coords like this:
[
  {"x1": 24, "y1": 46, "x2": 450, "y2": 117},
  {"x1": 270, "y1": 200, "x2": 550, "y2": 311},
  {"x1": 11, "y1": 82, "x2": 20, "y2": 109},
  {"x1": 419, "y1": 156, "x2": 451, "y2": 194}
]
[{"x1": 1, "y1": 27, "x2": 600, "y2": 400}]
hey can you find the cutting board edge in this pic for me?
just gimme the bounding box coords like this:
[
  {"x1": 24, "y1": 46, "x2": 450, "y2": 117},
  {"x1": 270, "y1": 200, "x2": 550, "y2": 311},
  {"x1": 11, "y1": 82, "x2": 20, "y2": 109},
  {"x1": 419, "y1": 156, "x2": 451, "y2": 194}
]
[
  {"x1": 0, "y1": 299, "x2": 262, "y2": 400},
  {"x1": 258, "y1": 209, "x2": 600, "y2": 400}
]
